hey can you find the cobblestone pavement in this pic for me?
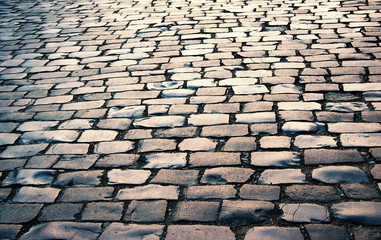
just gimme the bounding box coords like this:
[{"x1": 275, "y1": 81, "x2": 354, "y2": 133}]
[{"x1": 0, "y1": 0, "x2": 380, "y2": 239}]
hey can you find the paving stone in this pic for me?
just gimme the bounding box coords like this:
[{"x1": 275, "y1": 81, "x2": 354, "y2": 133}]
[
  {"x1": 260, "y1": 136, "x2": 291, "y2": 149},
  {"x1": 95, "y1": 141, "x2": 134, "y2": 154},
  {"x1": 200, "y1": 167, "x2": 254, "y2": 184},
  {"x1": 341, "y1": 133, "x2": 381, "y2": 147},
  {"x1": 341, "y1": 184, "x2": 381, "y2": 199},
  {"x1": 220, "y1": 200, "x2": 274, "y2": 225},
  {"x1": 97, "y1": 118, "x2": 131, "y2": 130},
  {"x1": 173, "y1": 201, "x2": 220, "y2": 222},
  {"x1": 2, "y1": 169, "x2": 55, "y2": 186},
  {"x1": 17, "y1": 121, "x2": 58, "y2": 132},
  {"x1": 95, "y1": 154, "x2": 138, "y2": 168},
  {"x1": 99, "y1": 223, "x2": 163, "y2": 240},
  {"x1": 108, "y1": 169, "x2": 151, "y2": 185},
  {"x1": 222, "y1": 137, "x2": 256, "y2": 151},
  {"x1": 305, "y1": 224, "x2": 348, "y2": 240},
  {"x1": 20, "y1": 130, "x2": 79, "y2": 144},
  {"x1": 166, "y1": 225, "x2": 235, "y2": 240},
  {"x1": 143, "y1": 153, "x2": 187, "y2": 168},
  {"x1": 244, "y1": 227, "x2": 304, "y2": 240},
  {"x1": 154, "y1": 127, "x2": 197, "y2": 138},
  {"x1": 178, "y1": 138, "x2": 217, "y2": 151},
  {"x1": 134, "y1": 116, "x2": 185, "y2": 128},
  {"x1": 0, "y1": 144, "x2": 48, "y2": 158},
  {"x1": 371, "y1": 164, "x2": 381, "y2": 180},
  {"x1": 25, "y1": 155, "x2": 59, "y2": 169},
  {"x1": 304, "y1": 149, "x2": 364, "y2": 165},
  {"x1": 150, "y1": 169, "x2": 198, "y2": 186},
  {"x1": 188, "y1": 114, "x2": 229, "y2": 126},
  {"x1": 259, "y1": 169, "x2": 306, "y2": 184},
  {"x1": 108, "y1": 106, "x2": 145, "y2": 118},
  {"x1": 236, "y1": 112, "x2": 276, "y2": 123},
  {"x1": 201, "y1": 124, "x2": 249, "y2": 137},
  {"x1": 332, "y1": 202, "x2": 381, "y2": 225},
  {"x1": 285, "y1": 185, "x2": 340, "y2": 202},
  {"x1": 189, "y1": 152, "x2": 241, "y2": 167},
  {"x1": 239, "y1": 185, "x2": 281, "y2": 201},
  {"x1": 185, "y1": 185, "x2": 237, "y2": 200},
  {"x1": 60, "y1": 187, "x2": 113, "y2": 202},
  {"x1": 58, "y1": 119, "x2": 94, "y2": 130},
  {"x1": 46, "y1": 143, "x2": 89, "y2": 155},
  {"x1": 0, "y1": 204, "x2": 42, "y2": 223},
  {"x1": 280, "y1": 203, "x2": 330, "y2": 223},
  {"x1": 13, "y1": 186, "x2": 60, "y2": 203},
  {"x1": 124, "y1": 200, "x2": 167, "y2": 222},
  {"x1": 78, "y1": 130, "x2": 118, "y2": 142},
  {"x1": 82, "y1": 202, "x2": 124, "y2": 221},
  {"x1": 54, "y1": 170, "x2": 102, "y2": 187},
  {"x1": 312, "y1": 166, "x2": 368, "y2": 184},
  {"x1": 294, "y1": 135, "x2": 337, "y2": 148},
  {"x1": 0, "y1": 224, "x2": 23, "y2": 239},
  {"x1": 251, "y1": 151, "x2": 299, "y2": 167},
  {"x1": 115, "y1": 185, "x2": 179, "y2": 200},
  {"x1": 53, "y1": 155, "x2": 98, "y2": 169},
  {"x1": 282, "y1": 122, "x2": 324, "y2": 134},
  {"x1": 352, "y1": 228, "x2": 381, "y2": 240},
  {"x1": 138, "y1": 139, "x2": 177, "y2": 152},
  {"x1": 19, "y1": 222, "x2": 102, "y2": 240}
]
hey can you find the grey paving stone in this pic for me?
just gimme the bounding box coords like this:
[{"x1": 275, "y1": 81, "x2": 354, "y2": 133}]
[
  {"x1": 19, "y1": 222, "x2": 102, "y2": 240},
  {"x1": 150, "y1": 169, "x2": 199, "y2": 186},
  {"x1": 251, "y1": 151, "x2": 300, "y2": 167},
  {"x1": 173, "y1": 201, "x2": 220, "y2": 222},
  {"x1": 220, "y1": 200, "x2": 274, "y2": 225},
  {"x1": 20, "y1": 130, "x2": 79, "y2": 144},
  {"x1": 82, "y1": 202, "x2": 124, "y2": 221},
  {"x1": 124, "y1": 200, "x2": 167, "y2": 222},
  {"x1": 280, "y1": 203, "x2": 330, "y2": 223},
  {"x1": 13, "y1": 187, "x2": 60, "y2": 203},
  {"x1": 200, "y1": 167, "x2": 254, "y2": 184},
  {"x1": 60, "y1": 187, "x2": 114, "y2": 202},
  {"x1": 2, "y1": 169, "x2": 55, "y2": 186},
  {"x1": 304, "y1": 149, "x2": 364, "y2": 165},
  {"x1": 94, "y1": 141, "x2": 134, "y2": 154},
  {"x1": 39, "y1": 203, "x2": 83, "y2": 221},
  {"x1": 239, "y1": 185, "x2": 281, "y2": 201},
  {"x1": 0, "y1": 144, "x2": 48, "y2": 158},
  {"x1": 0, "y1": 224, "x2": 23, "y2": 239},
  {"x1": 108, "y1": 169, "x2": 151, "y2": 185},
  {"x1": 332, "y1": 202, "x2": 381, "y2": 225},
  {"x1": 134, "y1": 116, "x2": 185, "y2": 128},
  {"x1": 305, "y1": 224, "x2": 348, "y2": 240},
  {"x1": 53, "y1": 155, "x2": 98, "y2": 169},
  {"x1": 259, "y1": 169, "x2": 306, "y2": 184},
  {"x1": 185, "y1": 185, "x2": 237, "y2": 200},
  {"x1": 189, "y1": 152, "x2": 241, "y2": 167},
  {"x1": 312, "y1": 166, "x2": 368, "y2": 184},
  {"x1": 245, "y1": 227, "x2": 304, "y2": 240},
  {"x1": 99, "y1": 223, "x2": 163, "y2": 240},
  {"x1": 166, "y1": 225, "x2": 235, "y2": 240},
  {"x1": 115, "y1": 185, "x2": 179, "y2": 200},
  {"x1": 285, "y1": 185, "x2": 340, "y2": 202},
  {"x1": 54, "y1": 170, "x2": 102, "y2": 187},
  {"x1": 0, "y1": 204, "x2": 42, "y2": 223}
]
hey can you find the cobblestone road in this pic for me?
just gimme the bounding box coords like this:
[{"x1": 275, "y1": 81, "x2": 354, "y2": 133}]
[{"x1": 0, "y1": 0, "x2": 380, "y2": 239}]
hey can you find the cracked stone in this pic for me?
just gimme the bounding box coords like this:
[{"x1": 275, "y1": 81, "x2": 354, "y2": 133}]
[{"x1": 280, "y1": 203, "x2": 330, "y2": 223}]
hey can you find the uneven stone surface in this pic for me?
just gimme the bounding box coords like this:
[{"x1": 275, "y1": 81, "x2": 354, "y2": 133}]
[{"x1": 0, "y1": 0, "x2": 380, "y2": 237}]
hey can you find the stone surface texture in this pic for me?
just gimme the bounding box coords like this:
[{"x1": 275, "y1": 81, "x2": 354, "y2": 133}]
[{"x1": 0, "y1": 0, "x2": 379, "y2": 238}]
